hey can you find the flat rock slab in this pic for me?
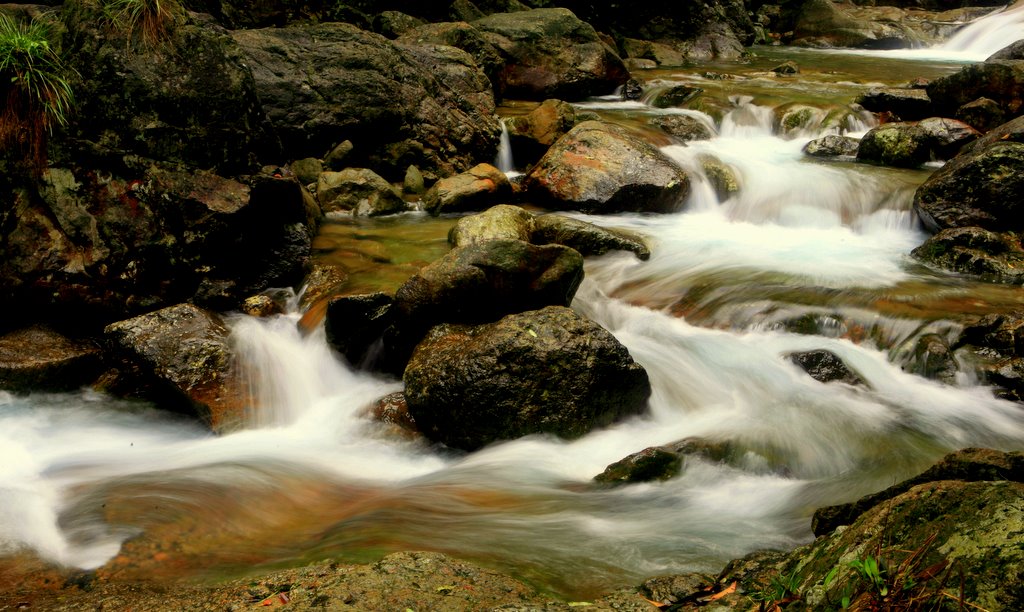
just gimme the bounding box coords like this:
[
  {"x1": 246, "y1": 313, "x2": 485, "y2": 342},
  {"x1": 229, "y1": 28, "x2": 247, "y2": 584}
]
[{"x1": 0, "y1": 326, "x2": 102, "y2": 392}]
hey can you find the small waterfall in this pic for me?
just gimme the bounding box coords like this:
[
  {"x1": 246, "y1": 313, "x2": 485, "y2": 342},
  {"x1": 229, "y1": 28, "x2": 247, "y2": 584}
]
[
  {"x1": 495, "y1": 119, "x2": 516, "y2": 174},
  {"x1": 939, "y1": 2, "x2": 1024, "y2": 57}
]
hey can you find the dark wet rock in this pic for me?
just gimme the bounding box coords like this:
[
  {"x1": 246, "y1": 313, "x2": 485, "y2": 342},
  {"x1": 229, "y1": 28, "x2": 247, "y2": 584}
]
[
  {"x1": 927, "y1": 59, "x2": 1024, "y2": 120},
  {"x1": 963, "y1": 114, "x2": 1024, "y2": 152},
  {"x1": 504, "y1": 99, "x2": 578, "y2": 163},
  {"x1": 812, "y1": 447, "x2": 1024, "y2": 536},
  {"x1": 778, "y1": 312, "x2": 850, "y2": 337},
  {"x1": 325, "y1": 293, "x2": 394, "y2": 368},
  {"x1": 317, "y1": 169, "x2": 407, "y2": 217},
  {"x1": 855, "y1": 87, "x2": 932, "y2": 121},
  {"x1": 60, "y1": 8, "x2": 277, "y2": 175},
  {"x1": 323, "y1": 140, "x2": 354, "y2": 171},
  {"x1": 906, "y1": 333, "x2": 959, "y2": 384},
  {"x1": 289, "y1": 158, "x2": 323, "y2": 186},
  {"x1": 698, "y1": 155, "x2": 741, "y2": 201},
  {"x1": 232, "y1": 22, "x2": 500, "y2": 181},
  {"x1": 448, "y1": 204, "x2": 534, "y2": 247},
  {"x1": 594, "y1": 447, "x2": 683, "y2": 485},
  {"x1": 0, "y1": 326, "x2": 102, "y2": 392},
  {"x1": 907, "y1": 76, "x2": 930, "y2": 89},
  {"x1": 372, "y1": 10, "x2": 424, "y2": 39},
  {"x1": 912, "y1": 226, "x2": 1024, "y2": 282},
  {"x1": 621, "y1": 38, "x2": 687, "y2": 67},
  {"x1": 423, "y1": 163, "x2": 511, "y2": 215},
  {"x1": 917, "y1": 116, "x2": 980, "y2": 159},
  {"x1": 958, "y1": 311, "x2": 1024, "y2": 356},
  {"x1": 803, "y1": 134, "x2": 860, "y2": 158},
  {"x1": 650, "y1": 115, "x2": 715, "y2": 142},
  {"x1": 104, "y1": 304, "x2": 242, "y2": 432},
  {"x1": 524, "y1": 121, "x2": 690, "y2": 214},
  {"x1": 651, "y1": 85, "x2": 704, "y2": 109},
  {"x1": 0, "y1": 168, "x2": 315, "y2": 329},
  {"x1": 622, "y1": 78, "x2": 644, "y2": 101},
  {"x1": 396, "y1": 21, "x2": 505, "y2": 95},
  {"x1": 531, "y1": 214, "x2": 650, "y2": 261},
  {"x1": 471, "y1": 8, "x2": 628, "y2": 100},
  {"x1": 956, "y1": 96, "x2": 1007, "y2": 132},
  {"x1": 404, "y1": 306, "x2": 650, "y2": 451},
  {"x1": 392, "y1": 239, "x2": 583, "y2": 337},
  {"x1": 788, "y1": 349, "x2": 865, "y2": 386},
  {"x1": 856, "y1": 121, "x2": 931, "y2": 168},
  {"x1": 988, "y1": 39, "x2": 1024, "y2": 61},
  {"x1": 640, "y1": 573, "x2": 717, "y2": 608},
  {"x1": 368, "y1": 391, "x2": 419, "y2": 436},
  {"x1": 913, "y1": 139, "x2": 1024, "y2": 232},
  {"x1": 770, "y1": 60, "x2": 799, "y2": 75}
]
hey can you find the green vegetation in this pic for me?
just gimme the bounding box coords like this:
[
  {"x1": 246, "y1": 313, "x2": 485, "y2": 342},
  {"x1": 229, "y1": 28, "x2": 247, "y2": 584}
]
[
  {"x1": 101, "y1": 0, "x2": 183, "y2": 46},
  {"x1": 0, "y1": 12, "x2": 74, "y2": 169}
]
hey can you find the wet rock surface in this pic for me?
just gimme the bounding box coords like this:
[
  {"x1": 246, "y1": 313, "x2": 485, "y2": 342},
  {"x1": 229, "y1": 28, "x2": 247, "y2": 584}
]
[
  {"x1": 787, "y1": 349, "x2": 865, "y2": 386},
  {"x1": 803, "y1": 134, "x2": 859, "y2": 157},
  {"x1": 912, "y1": 226, "x2": 1024, "y2": 282},
  {"x1": 404, "y1": 306, "x2": 651, "y2": 450},
  {"x1": 0, "y1": 326, "x2": 102, "y2": 392},
  {"x1": 422, "y1": 163, "x2": 512, "y2": 215},
  {"x1": 524, "y1": 121, "x2": 690, "y2": 214}
]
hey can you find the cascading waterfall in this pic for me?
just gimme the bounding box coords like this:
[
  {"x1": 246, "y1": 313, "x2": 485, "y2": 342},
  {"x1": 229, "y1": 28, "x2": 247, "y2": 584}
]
[
  {"x1": 4, "y1": 43, "x2": 1024, "y2": 599},
  {"x1": 494, "y1": 118, "x2": 516, "y2": 174},
  {"x1": 939, "y1": 1, "x2": 1024, "y2": 56}
]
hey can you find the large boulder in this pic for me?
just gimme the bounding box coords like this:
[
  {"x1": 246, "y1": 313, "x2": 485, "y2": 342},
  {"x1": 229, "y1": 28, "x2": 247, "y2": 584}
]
[
  {"x1": 59, "y1": 5, "x2": 278, "y2": 175},
  {"x1": 104, "y1": 304, "x2": 243, "y2": 432},
  {"x1": 447, "y1": 204, "x2": 535, "y2": 247},
  {"x1": 524, "y1": 121, "x2": 690, "y2": 214},
  {"x1": 856, "y1": 122, "x2": 932, "y2": 168},
  {"x1": 391, "y1": 239, "x2": 583, "y2": 339},
  {"x1": 790, "y1": 0, "x2": 931, "y2": 49},
  {"x1": 0, "y1": 167, "x2": 316, "y2": 328},
  {"x1": 913, "y1": 139, "x2": 1024, "y2": 232},
  {"x1": 403, "y1": 305, "x2": 651, "y2": 450},
  {"x1": 471, "y1": 8, "x2": 628, "y2": 100},
  {"x1": 232, "y1": 23, "x2": 501, "y2": 180},
  {"x1": 0, "y1": 326, "x2": 102, "y2": 392},
  {"x1": 396, "y1": 21, "x2": 505, "y2": 95},
  {"x1": 802, "y1": 134, "x2": 859, "y2": 158},
  {"x1": 855, "y1": 87, "x2": 932, "y2": 121},
  {"x1": 316, "y1": 168, "x2": 406, "y2": 217},
  {"x1": 324, "y1": 292, "x2": 395, "y2": 368}
]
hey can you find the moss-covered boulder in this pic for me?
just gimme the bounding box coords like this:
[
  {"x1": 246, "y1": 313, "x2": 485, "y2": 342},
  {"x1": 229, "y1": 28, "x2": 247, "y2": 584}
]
[
  {"x1": 403, "y1": 305, "x2": 651, "y2": 450},
  {"x1": 448, "y1": 204, "x2": 535, "y2": 247},
  {"x1": 912, "y1": 226, "x2": 1024, "y2": 283},
  {"x1": 856, "y1": 121, "x2": 931, "y2": 168}
]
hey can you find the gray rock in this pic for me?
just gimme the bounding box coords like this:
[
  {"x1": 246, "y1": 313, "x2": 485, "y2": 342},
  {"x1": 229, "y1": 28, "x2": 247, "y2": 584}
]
[
  {"x1": 317, "y1": 168, "x2": 406, "y2": 217},
  {"x1": 803, "y1": 134, "x2": 860, "y2": 158},
  {"x1": 650, "y1": 115, "x2": 714, "y2": 141},
  {"x1": 448, "y1": 204, "x2": 535, "y2": 247},
  {"x1": 531, "y1": 214, "x2": 650, "y2": 260}
]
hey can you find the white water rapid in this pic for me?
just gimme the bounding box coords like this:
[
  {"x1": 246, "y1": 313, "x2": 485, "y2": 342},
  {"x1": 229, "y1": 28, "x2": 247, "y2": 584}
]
[{"x1": 4, "y1": 34, "x2": 1024, "y2": 599}]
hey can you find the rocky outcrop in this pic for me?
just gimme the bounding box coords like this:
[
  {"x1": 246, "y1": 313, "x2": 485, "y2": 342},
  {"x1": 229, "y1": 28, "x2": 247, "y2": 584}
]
[
  {"x1": 396, "y1": 21, "x2": 505, "y2": 95},
  {"x1": 403, "y1": 305, "x2": 651, "y2": 450},
  {"x1": 524, "y1": 121, "x2": 690, "y2": 214},
  {"x1": 790, "y1": 0, "x2": 934, "y2": 49},
  {"x1": 104, "y1": 304, "x2": 243, "y2": 432},
  {"x1": 471, "y1": 8, "x2": 628, "y2": 100},
  {"x1": 422, "y1": 163, "x2": 511, "y2": 215},
  {"x1": 855, "y1": 87, "x2": 932, "y2": 121},
  {"x1": 232, "y1": 22, "x2": 501, "y2": 180},
  {"x1": 0, "y1": 168, "x2": 316, "y2": 328},
  {"x1": 60, "y1": 6, "x2": 278, "y2": 175},
  {"x1": 928, "y1": 59, "x2": 1024, "y2": 122},
  {"x1": 0, "y1": 326, "x2": 102, "y2": 392}
]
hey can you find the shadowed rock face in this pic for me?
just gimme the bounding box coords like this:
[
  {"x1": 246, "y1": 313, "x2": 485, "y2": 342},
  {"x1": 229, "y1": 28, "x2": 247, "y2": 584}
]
[
  {"x1": 404, "y1": 306, "x2": 651, "y2": 450},
  {"x1": 232, "y1": 22, "x2": 500, "y2": 181},
  {"x1": 0, "y1": 326, "x2": 102, "y2": 391}
]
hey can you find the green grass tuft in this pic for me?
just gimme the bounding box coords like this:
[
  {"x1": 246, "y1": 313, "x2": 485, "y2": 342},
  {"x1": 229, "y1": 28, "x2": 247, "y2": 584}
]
[{"x1": 102, "y1": 0, "x2": 184, "y2": 47}]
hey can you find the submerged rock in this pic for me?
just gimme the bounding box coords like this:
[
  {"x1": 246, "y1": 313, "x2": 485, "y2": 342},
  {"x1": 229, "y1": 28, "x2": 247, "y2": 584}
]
[
  {"x1": 404, "y1": 306, "x2": 651, "y2": 450},
  {"x1": 788, "y1": 349, "x2": 865, "y2": 386},
  {"x1": 651, "y1": 85, "x2": 704, "y2": 109},
  {"x1": 594, "y1": 447, "x2": 683, "y2": 485},
  {"x1": 0, "y1": 326, "x2": 102, "y2": 392},
  {"x1": 524, "y1": 121, "x2": 690, "y2": 214},
  {"x1": 104, "y1": 304, "x2": 243, "y2": 432}
]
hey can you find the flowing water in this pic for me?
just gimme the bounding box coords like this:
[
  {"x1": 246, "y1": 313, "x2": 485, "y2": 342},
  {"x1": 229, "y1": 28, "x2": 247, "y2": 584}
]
[{"x1": 4, "y1": 9, "x2": 1024, "y2": 600}]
